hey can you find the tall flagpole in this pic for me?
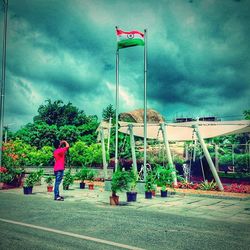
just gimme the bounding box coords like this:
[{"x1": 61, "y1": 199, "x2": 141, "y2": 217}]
[
  {"x1": 0, "y1": 0, "x2": 8, "y2": 167},
  {"x1": 143, "y1": 29, "x2": 147, "y2": 181},
  {"x1": 115, "y1": 27, "x2": 119, "y2": 172}
]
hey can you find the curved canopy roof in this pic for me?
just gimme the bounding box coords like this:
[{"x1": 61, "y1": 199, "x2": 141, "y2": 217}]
[{"x1": 118, "y1": 120, "x2": 250, "y2": 141}]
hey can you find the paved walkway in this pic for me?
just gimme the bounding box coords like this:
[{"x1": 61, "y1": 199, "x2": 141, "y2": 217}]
[{"x1": 2, "y1": 182, "x2": 250, "y2": 224}]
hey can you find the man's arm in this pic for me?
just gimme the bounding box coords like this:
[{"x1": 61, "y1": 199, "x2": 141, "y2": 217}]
[{"x1": 60, "y1": 140, "x2": 69, "y2": 148}]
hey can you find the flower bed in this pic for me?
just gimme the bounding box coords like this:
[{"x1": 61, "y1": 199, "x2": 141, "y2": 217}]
[
  {"x1": 223, "y1": 183, "x2": 250, "y2": 193},
  {"x1": 175, "y1": 181, "x2": 250, "y2": 194},
  {"x1": 173, "y1": 188, "x2": 250, "y2": 199}
]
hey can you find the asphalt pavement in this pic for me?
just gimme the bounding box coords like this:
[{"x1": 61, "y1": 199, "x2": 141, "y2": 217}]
[{"x1": 0, "y1": 182, "x2": 249, "y2": 250}]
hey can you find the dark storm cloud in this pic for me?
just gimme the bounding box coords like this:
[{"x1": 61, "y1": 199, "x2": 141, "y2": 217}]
[
  {"x1": 145, "y1": 0, "x2": 250, "y2": 117},
  {"x1": 2, "y1": 0, "x2": 250, "y2": 130}
]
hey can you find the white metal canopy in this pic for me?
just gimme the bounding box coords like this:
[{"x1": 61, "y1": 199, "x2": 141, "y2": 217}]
[{"x1": 118, "y1": 120, "x2": 250, "y2": 141}]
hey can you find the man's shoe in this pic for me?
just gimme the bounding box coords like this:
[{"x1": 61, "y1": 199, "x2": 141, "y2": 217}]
[{"x1": 55, "y1": 197, "x2": 64, "y2": 201}]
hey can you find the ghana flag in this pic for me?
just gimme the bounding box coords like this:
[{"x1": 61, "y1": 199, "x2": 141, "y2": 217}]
[{"x1": 116, "y1": 29, "x2": 144, "y2": 49}]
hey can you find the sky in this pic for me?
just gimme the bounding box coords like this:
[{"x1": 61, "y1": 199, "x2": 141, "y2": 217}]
[{"x1": 0, "y1": 0, "x2": 249, "y2": 130}]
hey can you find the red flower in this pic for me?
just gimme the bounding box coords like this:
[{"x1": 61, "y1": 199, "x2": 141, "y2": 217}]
[
  {"x1": 223, "y1": 183, "x2": 250, "y2": 193},
  {"x1": 0, "y1": 167, "x2": 7, "y2": 173}
]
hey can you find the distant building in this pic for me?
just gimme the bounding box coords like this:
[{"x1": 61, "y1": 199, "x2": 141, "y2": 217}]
[{"x1": 174, "y1": 116, "x2": 221, "y2": 123}]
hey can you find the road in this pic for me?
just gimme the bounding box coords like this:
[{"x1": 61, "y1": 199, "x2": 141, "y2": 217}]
[{"x1": 0, "y1": 188, "x2": 249, "y2": 250}]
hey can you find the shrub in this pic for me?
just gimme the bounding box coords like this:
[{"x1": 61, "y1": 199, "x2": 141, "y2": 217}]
[
  {"x1": 234, "y1": 154, "x2": 250, "y2": 172},
  {"x1": 111, "y1": 169, "x2": 135, "y2": 196},
  {"x1": 145, "y1": 171, "x2": 156, "y2": 192},
  {"x1": 199, "y1": 180, "x2": 218, "y2": 191},
  {"x1": 155, "y1": 165, "x2": 175, "y2": 191},
  {"x1": 87, "y1": 169, "x2": 97, "y2": 182},
  {"x1": 24, "y1": 169, "x2": 44, "y2": 187},
  {"x1": 63, "y1": 170, "x2": 74, "y2": 189},
  {"x1": 219, "y1": 154, "x2": 232, "y2": 166},
  {"x1": 44, "y1": 176, "x2": 54, "y2": 186},
  {"x1": 0, "y1": 167, "x2": 13, "y2": 183},
  {"x1": 69, "y1": 141, "x2": 88, "y2": 166},
  {"x1": 75, "y1": 167, "x2": 89, "y2": 182}
]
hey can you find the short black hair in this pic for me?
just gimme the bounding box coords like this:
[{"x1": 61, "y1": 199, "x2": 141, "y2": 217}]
[{"x1": 53, "y1": 140, "x2": 60, "y2": 149}]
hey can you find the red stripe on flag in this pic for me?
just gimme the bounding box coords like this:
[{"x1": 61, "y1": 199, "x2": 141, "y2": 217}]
[{"x1": 116, "y1": 29, "x2": 144, "y2": 37}]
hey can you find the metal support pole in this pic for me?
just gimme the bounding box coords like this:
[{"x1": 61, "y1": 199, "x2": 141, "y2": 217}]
[
  {"x1": 4, "y1": 126, "x2": 7, "y2": 143},
  {"x1": 100, "y1": 127, "x2": 108, "y2": 179},
  {"x1": 0, "y1": 0, "x2": 8, "y2": 167},
  {"x1": 193, "y1": 124, "x2": 224, "y2": 191},
  {"x1": 160, "y1": 123, "x2": 177, "y2": 186},
  {"x1": 128, "y1": 124, "x2": 137, "y2": 174},
  {"x1": 185, "y1": 144, "x2": 189, "y2": 161},
  {"x1": 248, "y1": 141, "x2": 250, "y2": 172},
  {"x1": 193, "y1": 139, "x2": 197, "y2": 162},
  {"x1": 232, "y1": 144, "x2": 235, "y2": 166},
  {"x1": 107, "y1": 117, "x2": 112, "y2": 154},
  {"x1": 215, "y1": 144, "x2": 219, "y2": 171}
]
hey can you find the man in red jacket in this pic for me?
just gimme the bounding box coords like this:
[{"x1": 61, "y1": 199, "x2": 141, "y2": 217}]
[{"x1": 53, "y1": 140, "x2": 69, "y2": 201}]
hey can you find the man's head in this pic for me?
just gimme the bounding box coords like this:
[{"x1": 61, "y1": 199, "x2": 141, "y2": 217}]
[{"x1": 53, "y1": 140, "x2": 60, "y2": 149}]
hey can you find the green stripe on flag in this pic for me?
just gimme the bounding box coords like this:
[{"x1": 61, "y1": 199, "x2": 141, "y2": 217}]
[{"x1": 118, "y1": 38, "x2": 144, "y2": 49}]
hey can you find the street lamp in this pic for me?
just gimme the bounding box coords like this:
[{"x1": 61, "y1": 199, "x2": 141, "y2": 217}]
[{"x1": 3, "y1": 123, "x2": 14, "y2": 143}]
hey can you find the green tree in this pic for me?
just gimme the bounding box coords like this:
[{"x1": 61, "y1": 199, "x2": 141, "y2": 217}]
[
  {"x1": 77, "y1": 116, "x2": 99, "y2": 145},
  {"x1": 2, "y1": 140, "x2": 53, "y2": 167},
  {"x1": 34, "y1": 99, "x2": 89, "y2": 127},
  {"x1": 13, "y1": 100, "x2": 100, "y2": 148},
  {"x1": 69, "y1": 141, "x2": 103, "y2": 167},
  {"x1": 69, "y1": 141, "x2": 89, "y2": 166},
  {"x1": 14, "y1": 122, "x2": 57, "y2": 148},
  {"x1": 57, "y1": 125, "x2": 80, "y2": 145},
  {"x1": 102, "y1": 104, "x2": 115, "y2": 122},
  {"x1": 243, "y1": 109, "x2": 250, "y2": 120},
  {"x1": 84, "y1": 143, "x2": 103, "y2": 167}
]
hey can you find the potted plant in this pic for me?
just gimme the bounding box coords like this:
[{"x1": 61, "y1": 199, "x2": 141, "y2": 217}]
[
  {"x1": 63, "y1": 170, "x2": 74, "y2": 190},
  {"x1": 75, "y1": 167, "x2": 89, "y2": 189},
  {"x1": 145, "y1": 171, "x2": 156, "y2": 199},
  {"x1": 44, "y1": 175, "x2": 54, "y2": 192},
  {"x1": 87, "y1": 169, "x2": 96, "y2": 190},
  {"x1": 23, "y1": 169, "x2": 44, "y2": 195},
  {"x1": 110, "y1": 169, "x2": 131, "y2": 205},
  {"x1": 151, "y1": 184, "x2": 157, "y2": 196},
  {"x1": 156, "y1": 165, "x2": 175, "y2": 197},
  {"x1": 126, "y1": 170, "x2": 138, "y2": 202}
]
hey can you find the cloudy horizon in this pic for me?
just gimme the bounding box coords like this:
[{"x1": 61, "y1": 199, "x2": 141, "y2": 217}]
[{"x1": 0, "y1": 0, "x2": 249, "y2": 131}]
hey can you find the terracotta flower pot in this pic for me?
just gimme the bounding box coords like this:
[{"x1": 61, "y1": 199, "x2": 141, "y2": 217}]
[
  {"x1": 47, "y1": 186, "x2": 53, "y2": 192},
  {"x1": 110, "y1": 195, "x2": 119, "y2": 205}
]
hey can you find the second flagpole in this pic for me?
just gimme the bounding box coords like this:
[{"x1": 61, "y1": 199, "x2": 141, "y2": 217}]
[
  {"x1": 115, "y1": 27, "x2": 119, "y2": 172},
  {"x1": 143, "y1": 29, "x2": 147, "y2": 181}
]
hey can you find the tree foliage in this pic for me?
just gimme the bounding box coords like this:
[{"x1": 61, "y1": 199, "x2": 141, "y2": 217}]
[
  {"x1": 34, "y1": 99, "x2": 89, "y2": 127},
  {"x1": 12, "y1": 100, "x2": 100, "y2": 148},
  {"x1": 243, "y1": 109, "x2": 250, "y2": 120},
  {"x1": 69, "y1": 141, "x2": 103, "y2": 167},
  {"x1": 102, "y1": 104, "x2": 115, "y2": 122},
  {"x1": 15, "y1": 122, "x2": 57, "y2": 149},
  {"x1": 2, "y1": 140, "x2": 53, "y2": 167}
]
